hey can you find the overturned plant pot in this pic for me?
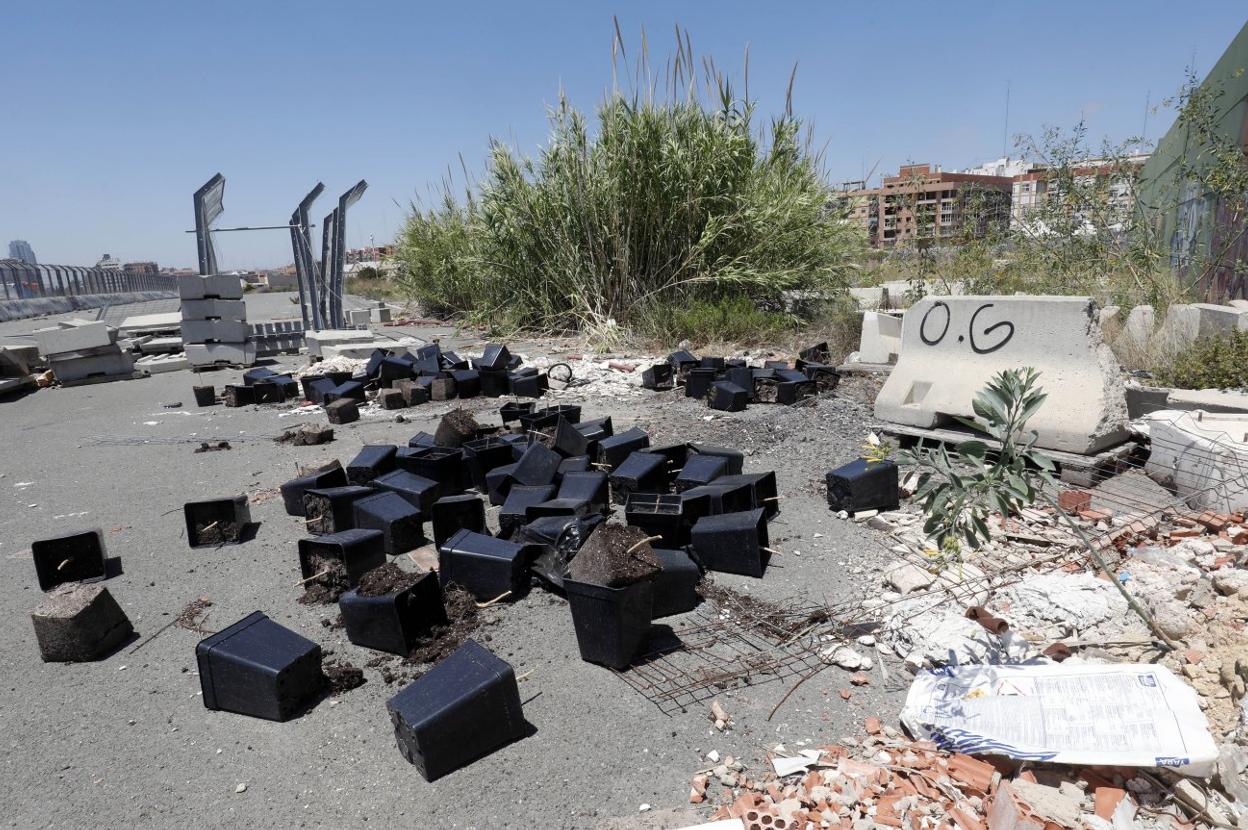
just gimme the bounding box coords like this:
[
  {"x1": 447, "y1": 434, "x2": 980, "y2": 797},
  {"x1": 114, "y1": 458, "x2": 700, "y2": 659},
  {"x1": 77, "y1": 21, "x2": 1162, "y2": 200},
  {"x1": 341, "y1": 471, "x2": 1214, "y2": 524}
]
[
  {"x1": 196, "y1": 611, "x2": 325, "y2": 721},
  {"x1": 346, "y1": 444, "x2": 399, "y2": 486},
  {"x1": 430, "y1": 494, "x2": 488, "y2": 549},
  {"x1": 690, "y1": 507, "x2": 770, "y2": 578},
  {"x1": 303, "y1": 485, "x2": 375, "y2": 534},
  {"x1": 825, "y1": 458, "x2": 899, "y2": 515},
  {"x1": 386, "y1": 638, "x2": 527, "y2": 781},
  {"x1": 297, "y1": 528, "x2": 387, "y2": 593},
  {"x1": 438, "y1": 530, "x2": 537, "y2": 601},
  {"x1": 184, "y1": 496, "x2": 253, "y2": 547},
  {"x1": 352, "y1": 491, "x2": 425, "y2": 555},
  {"x1": 339, "y1": 564, "x2": 447, "y2": 655},
  {"x1": 280, "y1": 462, "x2": 349, "y2": 517},
  {"x1": 192, "y1": 385, "x2": 216, "y2": 406},
  {"x1": 652, "y1": 547, "x2": 703, "y2": 619},
  {"x1": 32, "y1": 582, "x2": 133, "y2": 662},
  {"x1": 32, "y1": 528, "x2": 108, "y2": 591}
]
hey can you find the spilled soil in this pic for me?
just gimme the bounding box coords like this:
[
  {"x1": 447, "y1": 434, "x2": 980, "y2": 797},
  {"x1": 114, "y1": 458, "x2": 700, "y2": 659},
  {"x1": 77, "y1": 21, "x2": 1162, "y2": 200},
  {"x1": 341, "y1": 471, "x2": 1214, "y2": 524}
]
[
  {"x1": 322, "y1": 659, "x2": 366, "y2": 695},
  {"x1": 356, "y1": 562, "x2": 422, "y2": 597},
  {"x1": 403, "y1": 586, "x2": 483, "y2": 666},
  {"x1": 298, "y1": 555, "x2": 350, "y2": 605},
  {"x1": 570, "y1": 524, "x2": 660, "y2": 587}
]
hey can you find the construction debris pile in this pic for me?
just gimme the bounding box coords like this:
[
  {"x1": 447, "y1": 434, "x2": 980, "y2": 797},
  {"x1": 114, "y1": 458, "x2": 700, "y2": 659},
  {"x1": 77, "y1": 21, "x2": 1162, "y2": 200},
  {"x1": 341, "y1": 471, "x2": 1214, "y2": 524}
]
[{"x1": 641, "y1": 342, "x2": 841, "y2": 412}]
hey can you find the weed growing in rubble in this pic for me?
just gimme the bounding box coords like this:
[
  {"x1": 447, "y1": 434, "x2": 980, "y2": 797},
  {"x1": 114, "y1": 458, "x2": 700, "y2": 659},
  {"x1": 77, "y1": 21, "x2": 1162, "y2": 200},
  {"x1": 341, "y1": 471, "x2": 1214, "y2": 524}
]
[
  {"x1": 902, "y1": 368, "x2": 1057, "y2": 569},
  {"x1": 1153, "y1": 330, "x2": 1248, "y2": 391}
]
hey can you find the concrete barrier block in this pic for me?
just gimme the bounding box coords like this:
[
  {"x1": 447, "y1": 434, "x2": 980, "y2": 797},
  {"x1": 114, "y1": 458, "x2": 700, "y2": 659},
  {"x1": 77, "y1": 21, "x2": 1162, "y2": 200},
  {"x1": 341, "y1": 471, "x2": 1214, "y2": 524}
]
[
  {"x1": 49, "y1": 350, "x2": 135, "y2": 382},
  {"x1": 322, "y1": 339, "x2": 420, "y2": 360},
  {"x1": 874, "y1": 295, "x2": 1127, "y2": 454},
  {"x1": 371, "y1": 307, "x2": 392, "y2": 323},
  {"x1": 136, "y1": 353, "x2": 190, "y2": 374},
  {"x1": 177, "y1": 274, "x2": 244, "y2": 300},
  {"x1": 1122, "y1": 305, "x2": 1155, "y2": 351},
  {"x1": 34, "y1": 320, "x2": 116, "y2": 357},
  {"x1": 857, "y1": 311, "x2": 903, "y2": 364},
  {"x1": 347, "y1": 309, "x2": 371, "y2": 327},
  {"x1": 1143, "y1": 409, "x2": 1248, "y2": 513},
  {"x1": 180, "y1": 299, "x2": 246, "y2": 321},
  {"x1": 305, "y1": 329, "x2": 377, "y2": 357},
  {"x1": 181, "y1": 318, "x2": 250, "y2": 344},
  {"x1": 184, "y1": 341, "x2": 256, "y2": 367}
]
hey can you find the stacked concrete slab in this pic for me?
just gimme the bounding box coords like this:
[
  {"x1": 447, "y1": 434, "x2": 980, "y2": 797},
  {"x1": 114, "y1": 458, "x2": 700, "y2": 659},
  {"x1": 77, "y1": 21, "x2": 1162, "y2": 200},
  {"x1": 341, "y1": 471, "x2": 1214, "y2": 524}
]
[
  {"x1": 34, "y1": 319, "x2": 135, "y2": 383},
  {"x1": 179, "y1": 275, "x2": 255, "y2": 367}
]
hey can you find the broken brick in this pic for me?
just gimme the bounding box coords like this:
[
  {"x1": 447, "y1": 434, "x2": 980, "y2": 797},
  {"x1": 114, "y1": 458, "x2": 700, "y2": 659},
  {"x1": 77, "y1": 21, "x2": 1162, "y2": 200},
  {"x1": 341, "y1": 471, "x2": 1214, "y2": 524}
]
[
  {"x1": 1077, "y1": 508, "x2": 1111, "y2": 524},
  {"x1": 1057, "y1": 490, "x2": 1092, "y2": 513}
]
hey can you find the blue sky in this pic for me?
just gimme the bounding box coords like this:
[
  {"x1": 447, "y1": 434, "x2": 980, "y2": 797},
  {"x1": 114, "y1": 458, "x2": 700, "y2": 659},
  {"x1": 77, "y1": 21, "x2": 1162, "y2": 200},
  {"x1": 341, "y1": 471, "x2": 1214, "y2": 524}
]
[{"x1": 2, "y1": 1, "x2": 1245, "y2": 269}]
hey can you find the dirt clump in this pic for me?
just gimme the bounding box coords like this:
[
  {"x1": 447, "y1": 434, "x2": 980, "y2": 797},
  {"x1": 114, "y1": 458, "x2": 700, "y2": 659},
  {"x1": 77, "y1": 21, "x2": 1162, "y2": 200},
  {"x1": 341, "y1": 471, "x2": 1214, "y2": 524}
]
[
  {"x1": 434, "y1": 408, "x2": 480, "y2": 448},
  {"x1": 298, "y1": 554, "x2": 350, "y2": 604},
  {"x1": 356, "y1": 562, "x2": 422, "y2": 597},
  {"x1": 195, "y1": 521, "x2": 242, "y2": 546},
  {"x1": 403, "y1": 586, "x2": 482, "y2": 665},
  {"x1": 276, "y1": 424, "x2": 335, "y2": 446},
  {"x1": 322, "y1": 659, "x2": 366, "y2": 695},
  {"x1": 193, "y1": 441, "x2": 232, "y2": 453},
  {"x1": 569, "y1": 524, "x2": 661, "y2": 588}
]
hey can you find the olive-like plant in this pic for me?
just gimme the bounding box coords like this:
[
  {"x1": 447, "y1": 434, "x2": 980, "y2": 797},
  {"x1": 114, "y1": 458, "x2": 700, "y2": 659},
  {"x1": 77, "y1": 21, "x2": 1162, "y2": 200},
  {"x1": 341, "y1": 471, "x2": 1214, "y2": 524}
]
[{"x1": 902, "y1": 367, "x2": 1056, "y2": 568}]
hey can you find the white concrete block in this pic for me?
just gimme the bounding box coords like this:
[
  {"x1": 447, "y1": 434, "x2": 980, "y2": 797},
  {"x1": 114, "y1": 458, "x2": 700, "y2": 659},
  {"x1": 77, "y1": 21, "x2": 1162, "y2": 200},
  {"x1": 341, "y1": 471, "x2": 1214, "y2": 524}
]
[
  {"x1": 1123, "y1": 305, "x2": 1155, "y2": 350},
  {"x1": 1167, "y1": 388, "x2": 1248, "y2": 414},
  {"x1": 347, "y1": 308, "x2": 371, "y2": 327},
  {"x1": 135, "y1": 353, "x2": 190, "y2": 374},
  {"x1": 138, "y1": 336, "x2": 186, "y2": 355},
  {"x1": 304, "y1": 329, "x2": 376, "y2": 358},
  {"x1": 34, "y1": 320, "x2": 115, "y2": 357},
  {"x1": 1191, "y1": 303, "x2": 1245, "y2": 337},
  {"x1": 857, "y1": 311, "x2": 903, "y2": 364},
  {"x1": 49, "y1": 350, "x2": 134, "y2": 382},
  {"x1": 1143, "y1": 410, "x2": 1248, "y2": 513},
  {"x1": 874, "y1": 295, "x2": 1128, "y2": 454},
  {"x1": 181, "y1": 318, "x2": 250, "y2": 344},
  {"x1": 177, "y1": 274, "x2": 244, "y2": 300},
  {"x1": 184, "y1": 342, "x2": 256, "y2": 367},
  {"x1": 119, "y1": 312, "x2": 183, "y2": 334},
  {"x1": 370, "y1": 306, "x2": 393, "y2": 323},
  {"x1": 320, "y1": 339, "x2": 419, "y2": 360},
  {"x1": 180, "y1": 298, "x2": 246, "y2": 321}
]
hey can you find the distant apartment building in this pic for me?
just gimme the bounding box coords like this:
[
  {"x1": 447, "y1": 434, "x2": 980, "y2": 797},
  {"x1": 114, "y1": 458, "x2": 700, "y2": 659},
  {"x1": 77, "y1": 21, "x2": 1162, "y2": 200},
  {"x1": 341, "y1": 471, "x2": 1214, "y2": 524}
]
[
  {"x1": 8, "y1": 240, "x2": 36, "y2": 265},
  {"x1": 123, "y1": 261, "x2": 159, "y2": 274},
  {"x1": 847, "y1": 164, "x2": 1013, "y2": 248},
  {"x1": 1010, "y1": 153, "x2": 1150, "y2": 231},
  {"x1": 95, "y1": 253, "x2": 122, "y2": 271}
]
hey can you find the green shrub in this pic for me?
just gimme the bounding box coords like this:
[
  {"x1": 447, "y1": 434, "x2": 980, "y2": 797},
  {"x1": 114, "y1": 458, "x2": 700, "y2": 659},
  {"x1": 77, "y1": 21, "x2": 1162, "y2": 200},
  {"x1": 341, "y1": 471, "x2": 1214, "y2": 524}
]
[
  {"x1": 396, "y1": 32, "x2": 862, "y2": 340},
  {"x1": 1153, "y1": 332, "x2": 1248, "y2": 390},
  {"x1": 641, "y1": 295, "x2": 797, "y2": 346}
]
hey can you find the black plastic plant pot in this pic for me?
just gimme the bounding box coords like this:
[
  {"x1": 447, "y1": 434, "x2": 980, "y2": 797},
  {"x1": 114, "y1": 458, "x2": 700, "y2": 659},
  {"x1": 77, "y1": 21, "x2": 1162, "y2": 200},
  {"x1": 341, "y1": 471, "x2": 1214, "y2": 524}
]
[
  {"x1": 775, "y1": 368, "x2": 809, "y2": 384},
  {"x1": 681, "y1": 482, "x2": 753, "y2": 516},
  {"x1": 353, "y1": 492, "x2": 425, "y2": 555},
  {"x1": 564, "y1": 577, "x2": 655, "y2": 670},
  {"x1": 799, "y1": 341, "x2": 830, "y2": 364},
  {"x1": 475, "y1": 343, "x2": 512, "y2": 371},
  {"x1": 526, "y1": 497, "x2": 591, "y2": 521},
  {"x1": 184, "y1": 496, "x2": 253, "y2": 547},
  {"x1": 395, "y1": 379, "x2": 429, "y2": 406},
  {"x1": 641, "y1": 363, "x2": 673, "y2": 390},
  {"x1": 477, "y1": 369, "x2": 509, "y2": 398},
  {"x1": 575, "y1": 416, "x2": 614, "y2": 441},
  {"x1": 440, "y1": 350, "x2": 469, "y2": 371},
  {"x1": 506, "y1": 369, "x2": 546, "y2": 396},
  {"x1": 597, "y1": 427, "x2": 650, "y2": 471},
  {"x1": 498, "y1": 401, "x2": 534, "y2": 424},
  {"x1": 826, "y1": 458, "x2": 899, "y2": 514},
  {"x1": 724, "y1": 367, "x2": 754, "y2": 397},
  {"x1": 667, "y1": 349, "x2": 698, "y2": 369},
  {"x1": 520, "y1": 404, "x2": 581, "y2": 432},
  {"x1": 438, "y1": 530, "x2": 537, "y2": 600},
  {"x1": 192, "y1": 385, "x2": 216, "y2": 406},
  {"x1": 642, "y1": 442, "x2": 690, "y2": 472},
  {"x1": 243, "y1": 367, "x2": 277, "y2": 386},
  {"x1": 683, "y1": 368, "x2": 719, "y2": 399},
  {"x1": 725, "y1": 358, "x2": 748, "y2": 369},
  {"x1": 802, "y1": 363, "x2": 841, "y2": 392},
  {"x1": 32, "y1": 529, "x2": 107, "y2": 591},
  {"x1": 379, "y1": 355, "x2": 416, "y2": 385},
  {"x1": 339, "y1": 571, "x2": 447, "y2": 655},
  {"x1": 408, "y1": 431, "x2": 437, "y2": 449},
  {"x1": 223, "y1": 384, "x2": 255, "y2": 407},
  {"x1": 303, "y1": 485, "x2": 375, "y2": 534},
  {"x1": 387, "y1": 638, "x2": 526, "y2": 782},
  {"x1": 485, "y1": 462, "x2": 519, "y2": 506},
  {"x1": 609, "y1": 451, "x2": 671, "y2": 505},
  {"x1": 365, "y1": 349, "x2": 391, "y2": 379},
  {"x1": 431, "y1": 494, "x2": 488, "y2": 549},
  {"x1": 252, "y1": 381, "x2": 285, "y2": 404},
  {"x1": 673, "y1": 453, "x2": 728, "y2": 492},
  {"x1": 715, "y1": 472, "x2": 780, "y2": 517},
  {"x1": 690, "y1": 508, "x2": 769, "y2": 578},
  {"x1": 325, "y1": 399, "x2": 360, "y2": 425},
  {"x1": 556, "y1": 455, "x2": 591, "y2": 480},
  {"x1": 271, "y1": 374, "x2": 299, "y2": 398},
  {"x1": 652, "y1": 548, "x2": 704, "y2": 619},
  {"x1": 512, "y1": 443, "x2": 561, "y2": 487},
  {"x1": 298, "y1": 528, "x2": 386, "y2": 587},
  {"x1": 689, "y1": 444, "x2": 744, "y2": 476},
  {"x1": 325, "y1": 380, "x2": 366, "y2": 403},
  {"x1": 499, "y1": 485, "x2": 557, "y2": 537},
  {"x1": 700, "y1": 356, "x2": 726, "y2": 370},
  {"x1": 302, "y1": 376, "x2": 337, "y2": 404},
  {"x1": 776, "y1": 380, "x2": 816, "y2": 405},
  {"x1": 706, "y1": 381, "x2": 748, "y2": 412},
  {"x1": 463, "y1": 437, "x2": 515, "y2": 491},
  {"x1": 763, "y1": 360, "x2": 790, "y2": 370},
  {"x1": 398, "y1": 445, "x2": 468, "y2": 492},
  {"x1": 374, "y1": 470, "x2": 441, "y2": 513},
  {"x1": 197, "y1": 611, "x2": 325, "y2": 722},
  {"x1": 429, "y1": 376, "x2": 457, "y2": 401},
  {"x1": 556, "y1": 470, "x2": 609, "y2": 515},
  {"x1": 379, "y1": 389, "x2": 405, "y2": 410},
  {"x1": 450, "y1": 369, "x2": 481, "y2": 398},
  {"x1": 347, "y1": 444, "x2": 399, "y2": 485},
  {"x1": 624, "y1": 491, "x2": 710, "y2": 548},
  {"x1": 280, "y1": 464, "x2": 349, "y2": 516},
  {"x1": 552, "y1": 417, "x2": 592, "y2": 458}
]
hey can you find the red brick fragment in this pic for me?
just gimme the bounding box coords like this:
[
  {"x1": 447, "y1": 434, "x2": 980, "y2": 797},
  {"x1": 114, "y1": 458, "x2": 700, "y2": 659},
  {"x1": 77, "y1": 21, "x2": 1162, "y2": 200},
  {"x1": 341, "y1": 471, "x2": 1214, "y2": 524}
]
[{"x1": 1057, "y1": 490, "x2": 1091, "y2": 513}]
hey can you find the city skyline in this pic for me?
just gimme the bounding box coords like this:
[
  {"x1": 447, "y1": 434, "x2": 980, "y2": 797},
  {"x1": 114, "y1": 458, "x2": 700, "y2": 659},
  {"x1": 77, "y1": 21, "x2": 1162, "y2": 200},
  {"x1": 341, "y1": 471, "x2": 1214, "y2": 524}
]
[{"x1": 2, "y1": 1, "x2": 1244, "y2": 270}]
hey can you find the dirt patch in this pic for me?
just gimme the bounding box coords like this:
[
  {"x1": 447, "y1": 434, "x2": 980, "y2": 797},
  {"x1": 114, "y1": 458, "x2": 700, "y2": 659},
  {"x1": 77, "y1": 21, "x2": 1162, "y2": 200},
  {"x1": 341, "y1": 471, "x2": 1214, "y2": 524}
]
[
  {"x1": 276, "y1": 424, "x2": 335, "y2": 445},
  {"x1": 697, "y1": 579, "x2": 830, "y2": 638},
  {"x1": 434, "y1": 408, "x2": 480, "y2": 447},
  {"x1": 570, "y1": 524, "x2": 661, "y2": 587},
  {"x1": 320, "y1": 614, "x2": 344, "y2": 630},
  {"x1": 298, "y1": 554, "x2": 350, "y2": 604},
  {"x1": 322, "y1": 659, "x2": 366, "y2": 695},
  {"x1": 194, "y1": 521, "x2": 242, "y2": 546},
  {"x1": 356, "y1": 562, "x2": 422, "y2": 597},
  {"x1": 403, "y1": 586, "x2": 482, "y2": 665},
  {"x1": 835, "y1": 373, "x2": 886, "y2": 407},
  {"x1": 174, "y1": 596, "x2": 214, "y2": 634},
  {"x1": 193, "y1": 441, "x2": 232, "y2": 453}
]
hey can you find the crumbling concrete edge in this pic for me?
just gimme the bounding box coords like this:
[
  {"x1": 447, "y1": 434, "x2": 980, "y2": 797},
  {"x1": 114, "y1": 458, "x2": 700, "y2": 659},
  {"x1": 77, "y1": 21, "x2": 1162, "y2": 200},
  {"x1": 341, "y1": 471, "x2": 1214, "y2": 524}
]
[{"x1": 0, "y1": 291, "x2": 178, "y2": 323}]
